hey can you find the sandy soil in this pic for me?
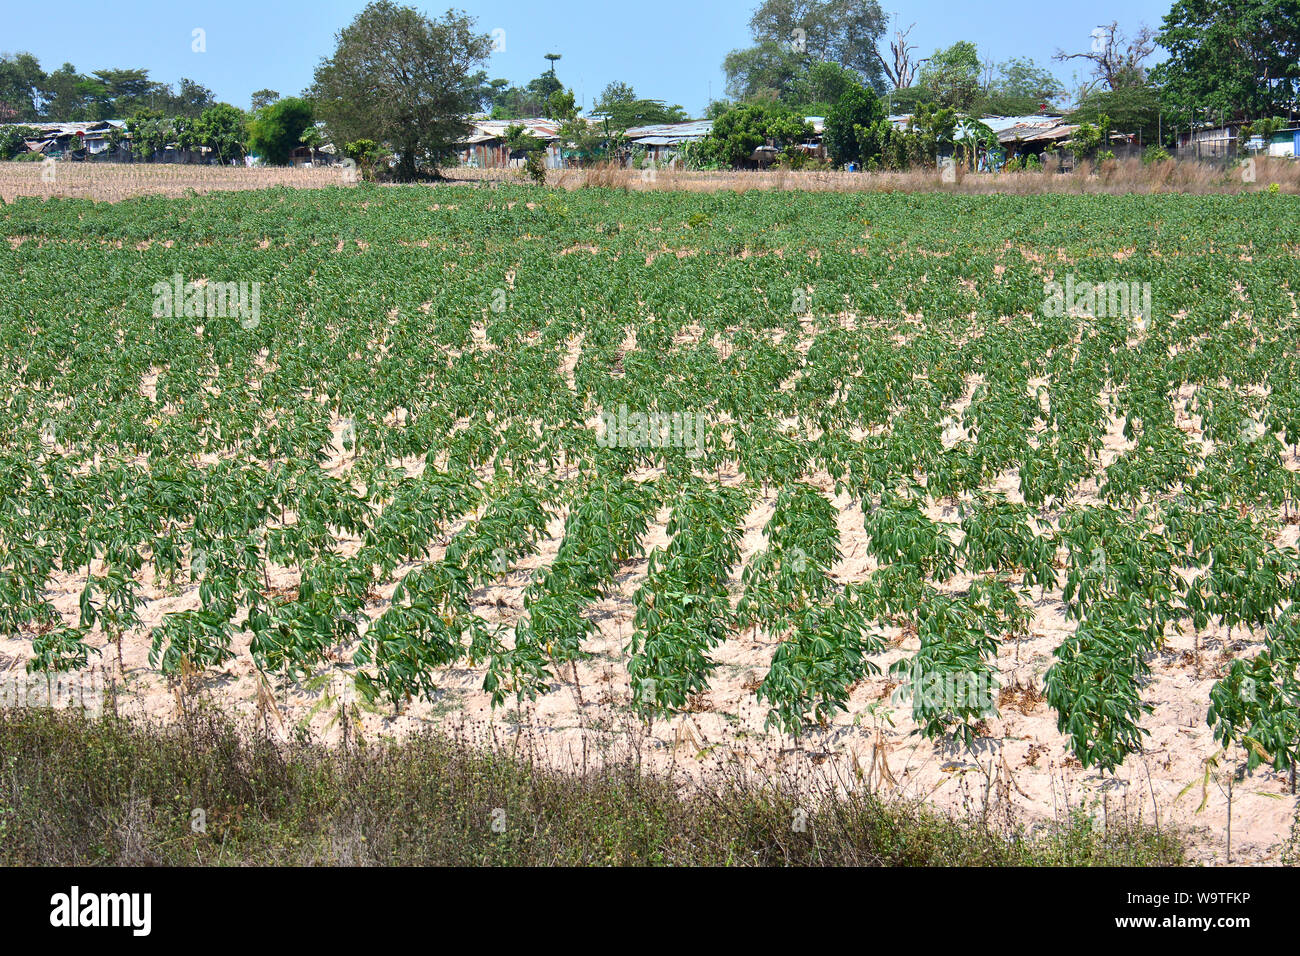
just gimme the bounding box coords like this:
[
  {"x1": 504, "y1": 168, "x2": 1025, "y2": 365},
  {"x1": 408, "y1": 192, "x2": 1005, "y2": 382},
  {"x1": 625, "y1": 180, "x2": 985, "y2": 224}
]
[{"x1": 3, "y1": 386, "x2": 1297, "y2": 866}]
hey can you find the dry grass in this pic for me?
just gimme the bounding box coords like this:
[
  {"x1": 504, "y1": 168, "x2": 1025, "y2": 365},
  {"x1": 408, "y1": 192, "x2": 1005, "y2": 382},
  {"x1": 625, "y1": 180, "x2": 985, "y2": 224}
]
[
  {"x1": 0, "y1": 707, "x2": 1186, "y2": 866},
  {"x1": 0, "y1": 161, "x2": 349, "y2": 203},
  {"x1": 3, "y1": 156, "x2": 1294, "y2": 203},
  {"x1": 448, "y1": 156, "x2": 1300, "y2": 195}
]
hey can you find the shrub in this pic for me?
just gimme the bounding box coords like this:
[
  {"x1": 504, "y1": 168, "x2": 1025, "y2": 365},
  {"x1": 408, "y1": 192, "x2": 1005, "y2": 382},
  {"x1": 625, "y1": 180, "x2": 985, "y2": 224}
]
[
  {"x1": 523, "y1": 150, "x2": 547, "y2": 185},
  {"x1": 1142, "y1": 145, "x2": 1171, "y2": 165},
  {"x1": 344, "y1": 139, "x2": 387, "y2": 180}
]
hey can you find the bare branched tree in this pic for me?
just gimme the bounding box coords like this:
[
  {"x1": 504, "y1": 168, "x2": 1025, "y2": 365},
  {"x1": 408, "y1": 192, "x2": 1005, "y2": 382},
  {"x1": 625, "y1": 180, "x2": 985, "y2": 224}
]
[
  {"x1": 1053, "y1": 21, "x2": 1155, "y2": 93},
  {"x1": 875, "y1": 21, "x2": 926, "y2": 89}
]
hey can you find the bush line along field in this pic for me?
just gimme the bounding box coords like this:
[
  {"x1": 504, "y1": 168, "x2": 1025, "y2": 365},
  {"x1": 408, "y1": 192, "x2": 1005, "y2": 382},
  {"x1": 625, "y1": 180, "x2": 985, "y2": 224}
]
[{"x1": 2, "y1": 185, "x2": 1299, "y2": 861}]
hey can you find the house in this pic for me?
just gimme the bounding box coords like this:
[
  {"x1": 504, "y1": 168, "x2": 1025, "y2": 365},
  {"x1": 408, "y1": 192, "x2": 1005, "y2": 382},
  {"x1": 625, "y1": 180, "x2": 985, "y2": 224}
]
[
  {"x1": 791, "y1": 116, "x2": 827, "y2": 161},
  {"x1": 455, "y1": 118, "x2": 563, "y2": 169},
  {"x1": 623, "y1": 120, "x2": 713, "y2": 166},
  {"x1": 1175, "y1": 124, "x2": 1241, "y2": 159},
  {"x1": 624, "y1": 116, "x2": 827, "y2": 167},
  {"x1": 1268, "y1": 128, "x2": 1300, "y2": 158},
  {"x1": 4, "y1": 120, "x2": 128, "y2": 159},
  {"x1": 990, "y1": 116, "x2": 1077, "y2": 159}
]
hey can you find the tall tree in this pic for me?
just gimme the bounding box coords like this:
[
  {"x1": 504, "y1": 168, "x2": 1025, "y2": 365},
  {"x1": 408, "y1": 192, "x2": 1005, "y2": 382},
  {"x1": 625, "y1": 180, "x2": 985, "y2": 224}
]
[
  {"x1": 197, "y1": 103, "x2": 248, "y2": 164},
  {"x1": 724, "y1": 0, "x2": 888, "y2": 101},
  {"x1": 748, "y1": 0, "x2": 887, "y2": 88},
  {"x1": 874, "y1": 21, "x2": 924, "y2": 89},
  {"x1": 592, "y1": 83, "x2": 688, "y2": 129},
  {"x1": 482, "y1": 72, "x2": 568, "y2": 119},
  {"x1": 979, "y1": 57, "x2": 1063, "y2": 114},
  {"x1": 39, "y1": 63, "x2": 91, "y2": 119},
  {"x1": 787, "y1": 60, "x2": 862, "y2": 112},
  {"x1": 0, "y1": 53, "x2": 45, "y2": 121},
  {"x1": 309, "y1": 1, "x2": 493, "y2": 180},
  {"x1": 1054, "y1": 21, "x2": 1156, "y2": 94},
  {"x1": 1068, "y1": 83, "x2": 1163, "y2": 143},
  {"x1": 250, "y1": 89, "x2": 280, "y2": 113},
  {"x1": 598, "y1": 81, "x2": 637, "y2": 107},
  {"x1": 917, "y1": 41, "x2": 981, "y2": 111},
  {"x1": 823, "y1": 81, "x2": 884, "y2": 165},
  {"x1": 125, "y1": 109, "x2": 174, "y2": 160},
  {"x1": 1152, "y1": 0, "x2": 1300, "y2": 123},
  {"x1": 723, "y1": 41, "x2": 805, "y2": 102},
  {"x1": 170, "y1": 78, "x2": 217, "y2": 116}
]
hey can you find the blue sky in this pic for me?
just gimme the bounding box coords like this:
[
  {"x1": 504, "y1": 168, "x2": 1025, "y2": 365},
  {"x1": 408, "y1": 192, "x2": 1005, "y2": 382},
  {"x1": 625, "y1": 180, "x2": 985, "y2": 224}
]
[{"x1": 4, "y1": 0, "x2": 1176, "y2": 116}]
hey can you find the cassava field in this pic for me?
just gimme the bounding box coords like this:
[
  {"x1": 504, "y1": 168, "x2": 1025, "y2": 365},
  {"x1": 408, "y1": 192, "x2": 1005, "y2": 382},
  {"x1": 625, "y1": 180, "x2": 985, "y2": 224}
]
[{"x1": 2, "y1": 183, "x2": 1299, "y2": 863}]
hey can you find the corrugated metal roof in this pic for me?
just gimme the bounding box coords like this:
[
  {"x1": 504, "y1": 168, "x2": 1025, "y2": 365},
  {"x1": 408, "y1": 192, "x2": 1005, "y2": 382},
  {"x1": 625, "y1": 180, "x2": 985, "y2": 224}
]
[
  {"x1": 8, "y1": 120, "x2": 125, "y2": 136},
  {"x1": 981, "y1": 115, "x2": 1063, "y2": 134},
  {"x1": 996, "y1": 121, "x2": 1077, "y2": 144},
  {"x1": 625, "y1": 120, "x2": 713, "y2": 141},
  {"x1": 625, "y1": 117, "x2": 828, "y2": 146},
  {"x1": 460, "y1": 118, "x2": 562, "y2": 142},
  {"x1": 880, "y1": 115, "x2": 1068, "y2": 140}
]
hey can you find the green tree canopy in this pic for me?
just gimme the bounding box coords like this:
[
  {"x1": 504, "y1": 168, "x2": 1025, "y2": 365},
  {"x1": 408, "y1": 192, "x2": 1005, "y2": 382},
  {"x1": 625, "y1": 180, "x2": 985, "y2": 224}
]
[
  {"x1": 250, "y1": 89, "x2": 280, "y2": 113},
  {"x1": 978, "y1": 57, "x2": 1063, "y2": 114},
  {"x1": 1068, "y1": 83, "x2": 1163, "y2": 145},
  {"x1": 723, "y1": 41, "x2": 805, "y2": 102},
  {"x1": 723, "y1": 0, "x2": 888, "y2": 103},
  {"x1": 1152, "y1": 0, "x2": 1300, "y2": 124},
  {"x1": 697, "y1": 101, "x2": 813, "y2": 166},
  {"x1": 787, "y1": 60, "x2": 863, "y2": 114},
  {"x1": 197, "y1": 103, "x2": 248, "y2": 163},
  {"x1": 483, "y1": 74, "x2": 563, "y2": 120},
  {"x1": 823, "y1": 82, "x2": 884, "y2": 165},
  {"x1": 544, "y1": 88, "x2": 578, "y2": 123},
  {"x1": 917, "y1": 41, "x2": 981, "y2": 111},
  {"x1": 125, "y1": 109, "x2": 173, "y2": 159},
  {"x1": 591, "y1": 83, "x2": 689, "y2": 130},
  {"x1": 165, "y1": 78, "x2": 217, "y2": 118},
  {"x1": 0, "y1": 124, "x2": 38, "y2": 158},
  {"x1": 247, "y1": 97, "x2": 314, "y2": 164},
  {"x1": 0, "y1": 53, "x2": 45, "y2": 121},
  {"x1": 748, "y1": 0, "x2": 887, "y2": 88},
  {"x1": 309, "y1": 1, "x2": 492, "y2": 180}
]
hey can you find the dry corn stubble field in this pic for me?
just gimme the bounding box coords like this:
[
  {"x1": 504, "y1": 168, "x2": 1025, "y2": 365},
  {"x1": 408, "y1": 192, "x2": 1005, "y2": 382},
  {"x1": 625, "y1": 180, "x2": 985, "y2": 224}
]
[
  {"x1": 0, "y1": 161, "x2": 349, "y2": 203},
  {"x1": 2, "y1": 155, "x2": 1298, "y2": 203},
  {"x1": 2, "y1": 174, "x2": 1300, "y2": 865}
]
